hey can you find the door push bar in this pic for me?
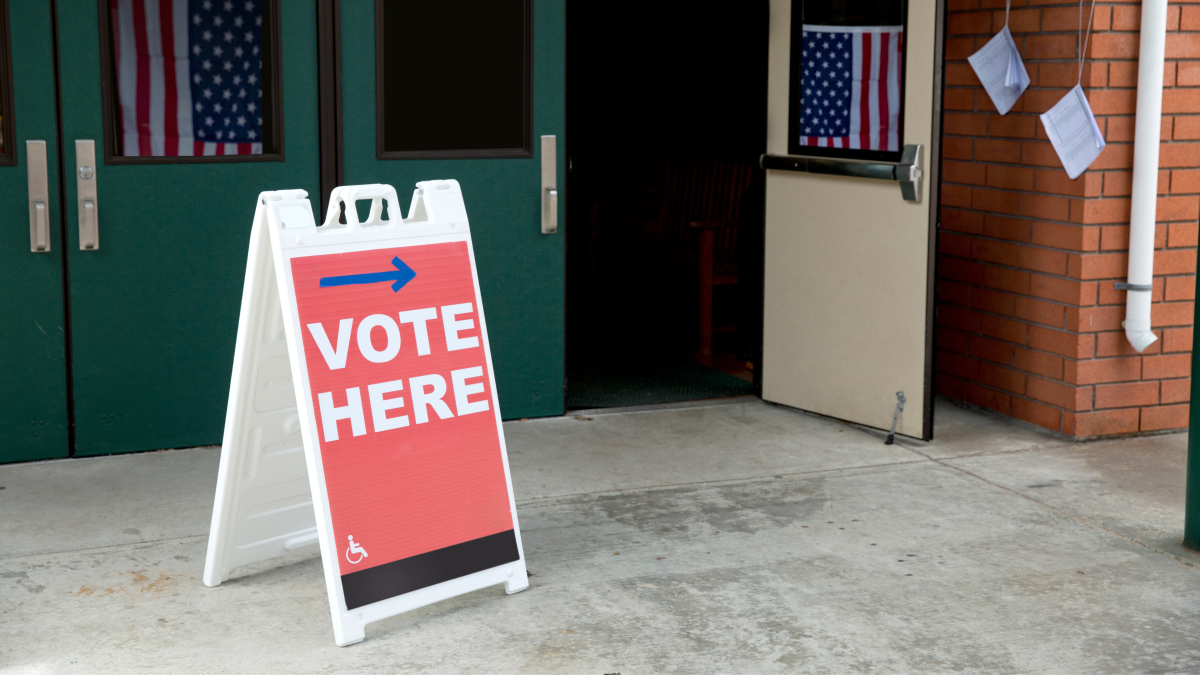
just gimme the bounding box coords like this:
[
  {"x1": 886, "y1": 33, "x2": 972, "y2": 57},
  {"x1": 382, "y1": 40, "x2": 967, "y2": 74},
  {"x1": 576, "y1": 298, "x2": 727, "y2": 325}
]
[{"x1": 760, "y1": 144, "x2": 923, "y2": 202}]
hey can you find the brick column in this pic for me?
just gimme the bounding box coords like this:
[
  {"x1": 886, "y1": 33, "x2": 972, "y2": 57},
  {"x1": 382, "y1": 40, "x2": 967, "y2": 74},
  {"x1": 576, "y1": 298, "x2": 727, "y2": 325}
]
[{"x1": 937, "y1": 0, "x2": 1198, "y2": 437}]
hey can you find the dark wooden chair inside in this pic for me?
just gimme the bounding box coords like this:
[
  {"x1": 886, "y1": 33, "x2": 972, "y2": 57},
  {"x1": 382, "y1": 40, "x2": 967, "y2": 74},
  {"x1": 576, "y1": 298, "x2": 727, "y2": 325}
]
[{"x1": 654, "y1": 159, "x2": 755, "y2": 356}]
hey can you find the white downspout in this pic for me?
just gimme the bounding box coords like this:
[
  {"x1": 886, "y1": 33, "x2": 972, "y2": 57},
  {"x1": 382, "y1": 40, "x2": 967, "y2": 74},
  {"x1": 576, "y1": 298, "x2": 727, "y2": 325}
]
[{"x1": 1123, "y1": 0, "x2": 1168, "y2": 352}]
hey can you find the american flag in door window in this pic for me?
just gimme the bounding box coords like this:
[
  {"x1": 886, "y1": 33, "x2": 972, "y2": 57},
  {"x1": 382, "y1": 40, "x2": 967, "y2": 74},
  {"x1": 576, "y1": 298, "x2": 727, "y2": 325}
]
[
  {"x1": 798, "y1": 25, "x2": 902, "y2": 151},
  {"x1": 110, "y1": 0, "x2": 264, "y2": 156}
]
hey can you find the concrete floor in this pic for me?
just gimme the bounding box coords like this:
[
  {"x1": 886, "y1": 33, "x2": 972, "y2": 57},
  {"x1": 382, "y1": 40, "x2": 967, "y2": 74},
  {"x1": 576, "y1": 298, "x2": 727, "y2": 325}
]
[{"x1": 3, "y1": 397, "x2": 1200, "y2": 673}]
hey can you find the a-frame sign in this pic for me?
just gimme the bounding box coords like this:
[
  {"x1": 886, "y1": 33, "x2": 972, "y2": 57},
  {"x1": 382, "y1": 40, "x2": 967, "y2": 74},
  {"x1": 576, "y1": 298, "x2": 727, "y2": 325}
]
[{"x1": 203, "y1": 183, "x2": 529, "y2": 646}]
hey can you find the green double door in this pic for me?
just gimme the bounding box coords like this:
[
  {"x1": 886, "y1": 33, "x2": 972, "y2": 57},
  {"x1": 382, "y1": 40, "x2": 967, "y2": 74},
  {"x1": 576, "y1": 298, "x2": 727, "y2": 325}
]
[{"x1": 1, "y1": 0, "x2": 563, "y2": 464}]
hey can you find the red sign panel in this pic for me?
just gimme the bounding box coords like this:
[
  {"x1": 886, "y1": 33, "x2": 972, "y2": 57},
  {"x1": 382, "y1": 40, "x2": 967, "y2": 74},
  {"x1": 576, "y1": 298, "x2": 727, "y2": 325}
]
[{"x1": 290, "y1": 241, "x2": 516, "y2": 608}]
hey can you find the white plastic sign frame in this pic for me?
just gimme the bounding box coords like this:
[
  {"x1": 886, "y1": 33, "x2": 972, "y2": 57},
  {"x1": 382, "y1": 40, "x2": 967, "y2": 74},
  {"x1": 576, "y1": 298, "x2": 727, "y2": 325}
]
[{"x1": 203, "y1": 183, "x2": 529, "y2": 646}]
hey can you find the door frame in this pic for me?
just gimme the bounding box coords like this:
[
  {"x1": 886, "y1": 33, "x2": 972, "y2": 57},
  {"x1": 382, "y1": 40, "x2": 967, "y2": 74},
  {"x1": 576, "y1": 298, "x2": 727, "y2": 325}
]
[
  {"x1": 922, "y1": 0, "x2": 946, "y2": 440},
  {"x1": 317, "y1": 0, "x2": 341, "y2": 217}
]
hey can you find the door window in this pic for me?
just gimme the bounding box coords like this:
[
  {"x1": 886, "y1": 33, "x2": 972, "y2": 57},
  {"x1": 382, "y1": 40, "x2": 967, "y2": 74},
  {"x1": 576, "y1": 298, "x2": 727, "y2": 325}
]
[
  {"x1": 376, "y1": 0, "x2": 531, "y2": 159},
  {"x1": 0, "y1": 0, "x2": 13, "y2": 165},
  {"x1": 789, "y1": 0, "x2": 907, "y2": 160},
  {"x1": 99, "y1": 0, "x2": 280, "y2": 160}
]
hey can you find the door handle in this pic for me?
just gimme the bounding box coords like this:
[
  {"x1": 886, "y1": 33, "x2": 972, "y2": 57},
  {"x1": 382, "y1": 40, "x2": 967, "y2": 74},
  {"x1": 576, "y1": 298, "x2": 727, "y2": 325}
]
[
  {"x1": 544, "y1": 187, "x2": 558, "y2": 234},
  {"x1": 26, "y1": 140, "x2": 49, "y2": 252},
  {"x1": 80, "y1": 199, "x2": 97, "y2": 250},
  {"x1": 34, "y1": 202, "x2": 47, "y2": 250},
  {"x1": 540, "y1": 135, "x2": 557, "y2": 234},
  {"x1": 76, "y1": 139, "x2": 98, "y2": 250}
]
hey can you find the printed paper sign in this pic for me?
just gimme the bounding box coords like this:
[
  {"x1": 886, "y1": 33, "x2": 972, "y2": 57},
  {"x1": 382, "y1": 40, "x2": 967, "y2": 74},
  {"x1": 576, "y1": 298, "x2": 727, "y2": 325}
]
[
  {"x1": 291, "y1": 241, "x2": 517, "y2": 610},
  {"x1": 204, "y1": 183, "x2": 527, "y2": 646},
  {"x1": 1041, "y1": 84, "x2": 1105, "y2": 180},
  {"x1": 968, "y1": 26, "x2": 1030, "y2": 116}
]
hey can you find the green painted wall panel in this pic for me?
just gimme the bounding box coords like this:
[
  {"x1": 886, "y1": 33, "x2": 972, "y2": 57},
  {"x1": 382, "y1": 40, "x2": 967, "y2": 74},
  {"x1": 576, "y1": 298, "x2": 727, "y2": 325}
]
[
  {"x1": 339, "y1": 0, "x2": 565, "y2": 420},
  {"x1": 0, "y1": 2, "x2": 68, "y2": 463},
  {"x1": 56, "y1": 0, "x2": 321, "y2": 456}
]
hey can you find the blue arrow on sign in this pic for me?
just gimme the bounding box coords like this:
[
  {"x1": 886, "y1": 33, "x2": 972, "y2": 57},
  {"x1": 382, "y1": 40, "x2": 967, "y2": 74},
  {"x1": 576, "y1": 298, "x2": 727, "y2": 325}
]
[{"x1": 319, "y1": 257, "x2": 416, "y2": 292}]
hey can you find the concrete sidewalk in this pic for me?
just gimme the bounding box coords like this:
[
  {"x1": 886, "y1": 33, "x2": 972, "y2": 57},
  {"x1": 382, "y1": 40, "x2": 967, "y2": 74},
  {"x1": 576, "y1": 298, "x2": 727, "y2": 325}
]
[{"x1": 3, "y1": 397, "x2": 1200, "y2": 673}]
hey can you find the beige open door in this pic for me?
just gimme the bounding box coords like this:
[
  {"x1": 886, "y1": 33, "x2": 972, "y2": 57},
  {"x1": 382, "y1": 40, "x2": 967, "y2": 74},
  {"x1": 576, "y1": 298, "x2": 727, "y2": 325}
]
[{"x1": 762, "y1": 0, "x2": 943, "y2": 439}]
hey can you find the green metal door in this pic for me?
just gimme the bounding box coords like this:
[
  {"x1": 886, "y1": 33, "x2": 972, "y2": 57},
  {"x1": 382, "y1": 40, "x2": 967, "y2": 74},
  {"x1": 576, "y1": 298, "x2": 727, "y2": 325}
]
[
  {"x1": 54, "y1": 0, "x2": 321, "y2": 456},
  {"x1": 0, "y1": 2, "x2": 68, "y2": 463},
  {"x1": 339, "y1": 0, "x2": 565, "y2": 419}
]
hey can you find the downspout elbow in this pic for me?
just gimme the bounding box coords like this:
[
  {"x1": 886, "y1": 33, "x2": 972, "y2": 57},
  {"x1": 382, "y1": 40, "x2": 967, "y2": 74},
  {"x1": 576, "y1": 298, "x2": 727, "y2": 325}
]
[
  {"x1": 1123, "y1": 321, "x2": 1159, "y2": 353},
  {"x1": 1122, "y1": 283, "x2": 1157, "y2": 353}
]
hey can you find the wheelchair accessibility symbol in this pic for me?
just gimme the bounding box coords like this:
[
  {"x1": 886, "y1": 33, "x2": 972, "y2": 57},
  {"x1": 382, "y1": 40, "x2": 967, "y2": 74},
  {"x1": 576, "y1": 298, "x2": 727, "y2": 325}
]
[{"x1": 345, "y1": 535, "x2": 368, "y2": 565}]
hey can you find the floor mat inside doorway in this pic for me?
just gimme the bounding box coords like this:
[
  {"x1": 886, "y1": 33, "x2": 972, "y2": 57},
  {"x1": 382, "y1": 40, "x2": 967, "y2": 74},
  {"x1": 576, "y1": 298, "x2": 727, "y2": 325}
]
[{"x1": 566, "y1": 357, "x2": 754, "y2": 409}]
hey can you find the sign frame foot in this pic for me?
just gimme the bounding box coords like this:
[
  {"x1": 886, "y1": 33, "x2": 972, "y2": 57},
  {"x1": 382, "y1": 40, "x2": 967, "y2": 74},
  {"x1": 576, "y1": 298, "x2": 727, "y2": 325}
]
[{"x1": 505, "y1": 572, "x2": 530, "y2": 595}]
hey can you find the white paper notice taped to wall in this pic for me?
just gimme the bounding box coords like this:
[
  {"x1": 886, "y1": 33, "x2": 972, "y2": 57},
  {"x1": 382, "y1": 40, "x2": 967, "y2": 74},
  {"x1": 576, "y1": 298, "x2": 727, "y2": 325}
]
[
  {"x1": 1040, "y1": 84, "x2": 1105, "y2": 180},
  {"x1": 967, "y1": 26, "x2": 1030, "y2": 116}
]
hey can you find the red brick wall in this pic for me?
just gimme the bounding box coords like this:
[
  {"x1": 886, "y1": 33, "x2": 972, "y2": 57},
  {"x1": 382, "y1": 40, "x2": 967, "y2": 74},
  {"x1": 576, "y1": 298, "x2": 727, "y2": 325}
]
[{"x1": 937, "y1": 0, "x2": 1198, "y2": 437}]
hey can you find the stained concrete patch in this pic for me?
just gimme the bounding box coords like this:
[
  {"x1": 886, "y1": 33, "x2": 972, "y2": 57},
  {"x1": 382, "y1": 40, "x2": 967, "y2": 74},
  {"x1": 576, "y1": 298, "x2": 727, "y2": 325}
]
[
  {"x1": 922, "y1": 399, "x2": 1072, "y2": 460},
  {"x1": 2, "y1": 400, "x2": 1200, "y2": 673},
  {"x1": 0, "y1": 446, "x2": 220, "y2": 559},
  {"x1": 0, "y1": 570, "x2": 45, "y2": 595},
  {"x1": 507, "y1": 398, "x2": 921, "y2": 499},
  {"x1": 943, "y1": 430, "x2": 1200, "y2": 568}
]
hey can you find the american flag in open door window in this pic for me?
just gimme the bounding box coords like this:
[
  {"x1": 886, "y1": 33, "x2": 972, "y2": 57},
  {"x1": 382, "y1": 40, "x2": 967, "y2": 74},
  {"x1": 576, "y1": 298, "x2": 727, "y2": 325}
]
[
  {"x1": 109, "y1": 0, "x2": 265, "y2": 157},
  {"x1": 798, "y1": 25, "x2": 902, "y2": 151}
]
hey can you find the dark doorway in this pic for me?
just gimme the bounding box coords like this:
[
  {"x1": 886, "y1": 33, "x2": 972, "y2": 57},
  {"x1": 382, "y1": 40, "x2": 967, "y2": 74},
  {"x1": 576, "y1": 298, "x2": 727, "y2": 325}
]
[{"x1": 565, "y1": 0, "x2": 770, "y2": 409}]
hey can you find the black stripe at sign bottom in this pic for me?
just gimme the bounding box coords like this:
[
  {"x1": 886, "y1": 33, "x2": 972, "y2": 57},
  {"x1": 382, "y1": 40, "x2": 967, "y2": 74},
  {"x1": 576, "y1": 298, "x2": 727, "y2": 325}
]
[{"x1": 340, "y1": 530, "x2": 520, "y2": 610}]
